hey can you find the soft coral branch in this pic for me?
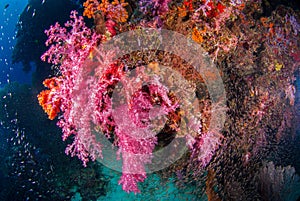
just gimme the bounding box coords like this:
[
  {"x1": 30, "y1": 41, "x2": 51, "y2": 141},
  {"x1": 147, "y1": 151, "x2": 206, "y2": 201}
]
[{"x1": 37, "y1": 77, "x2": 62, "y2": 120}]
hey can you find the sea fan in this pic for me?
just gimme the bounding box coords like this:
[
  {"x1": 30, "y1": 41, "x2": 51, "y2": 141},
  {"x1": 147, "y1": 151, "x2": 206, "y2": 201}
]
[{"x1": 258, "y1": 161, "x2": 300, "y2": 201}]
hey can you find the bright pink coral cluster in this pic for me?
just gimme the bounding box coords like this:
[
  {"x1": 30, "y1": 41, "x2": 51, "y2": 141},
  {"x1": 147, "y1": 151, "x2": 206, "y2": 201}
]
[
  {"x1": 38, "y1": 10, "x2": 180, "y2": 193},
  {"x1": 38, "y1": 3, "x2": 220, "y2": 194},
  {"x1": 113, "y1": 80, "x2": 179, "y2": 193},
  {"x1": 40, "y1": 10, "x2": 103, "y2": 165}
]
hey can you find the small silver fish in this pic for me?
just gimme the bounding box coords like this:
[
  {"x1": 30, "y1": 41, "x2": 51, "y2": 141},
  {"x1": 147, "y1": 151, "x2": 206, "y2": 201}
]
[{"x1": 32, "y1": 9, "x2": 36, "y2": 17}]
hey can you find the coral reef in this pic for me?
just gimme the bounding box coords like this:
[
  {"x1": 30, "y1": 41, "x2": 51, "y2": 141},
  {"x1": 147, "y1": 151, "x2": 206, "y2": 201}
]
[
  {"x1": 258, "y1": 161, "x2": 300, "y2": 201},
  {"x1": 15, "y1": 0, "x2": 299, "y2": 198}
]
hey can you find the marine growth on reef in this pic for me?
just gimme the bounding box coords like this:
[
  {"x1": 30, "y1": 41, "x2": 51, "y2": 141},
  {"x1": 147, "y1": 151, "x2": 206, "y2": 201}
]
[{"x1": 34, "y1": 0, "x2": 300, "y2": 198}]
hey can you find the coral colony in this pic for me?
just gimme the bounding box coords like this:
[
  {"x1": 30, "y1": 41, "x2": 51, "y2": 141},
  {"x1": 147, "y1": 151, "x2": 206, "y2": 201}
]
[{"x1": 37, "y1": 0, "x2": 299, "y2": 195}]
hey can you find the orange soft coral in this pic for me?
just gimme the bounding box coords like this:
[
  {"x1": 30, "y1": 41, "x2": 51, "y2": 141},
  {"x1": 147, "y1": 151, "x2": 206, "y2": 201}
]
[
  {"x1": 192, "y1": 27, "x2": 206, "y2": 43},
  {"x1": 98, "y1": 0, "x2": 109, "y2": 13},
  {"x1": 84, "y1": 0, "x2": 129, "y2": 22},
  {"x1": 37, "y1": 77, "x2": 62, "y2": 120},
  {"x1": 110, "y1": 0, "x2": 129, "y2": 23},
  {"x1": 177, "y1": 0, "x2": 194, "y2": 17},
  {"x1": 83, "y1": 0, "x2": 100, "y2": 18},
  {"x1": 99, "y1": 0, "x2": 128, "y2": 23}
]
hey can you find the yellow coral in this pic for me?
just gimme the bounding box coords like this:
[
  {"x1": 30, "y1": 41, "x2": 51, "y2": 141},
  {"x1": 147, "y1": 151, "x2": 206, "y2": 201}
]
[{"x1": 275, "y1": 62, "x2": 283, "y2": 71}]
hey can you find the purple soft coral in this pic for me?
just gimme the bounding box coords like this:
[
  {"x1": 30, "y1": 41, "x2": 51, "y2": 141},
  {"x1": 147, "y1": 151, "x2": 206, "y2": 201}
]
[{"x1": 139, "y1": 0, "x2": 171, "y2": 16}]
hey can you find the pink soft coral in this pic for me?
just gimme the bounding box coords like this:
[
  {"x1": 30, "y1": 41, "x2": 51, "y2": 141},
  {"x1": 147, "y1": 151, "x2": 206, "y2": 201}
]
[
  {"x1": 40, "y1": 14, "x2": 179, "y2": 191},
  {"x1": 40, "y1": 10, "x2": 103, "y2": 166}
]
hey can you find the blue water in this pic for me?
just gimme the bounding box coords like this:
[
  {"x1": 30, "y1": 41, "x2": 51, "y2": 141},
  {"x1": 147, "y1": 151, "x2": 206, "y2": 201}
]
[{"x1": 0, "y1": 0, "x2": 32, "y2": 88}]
